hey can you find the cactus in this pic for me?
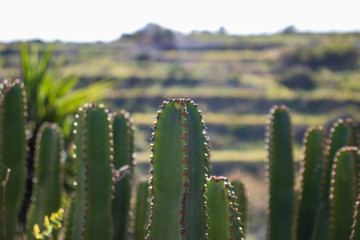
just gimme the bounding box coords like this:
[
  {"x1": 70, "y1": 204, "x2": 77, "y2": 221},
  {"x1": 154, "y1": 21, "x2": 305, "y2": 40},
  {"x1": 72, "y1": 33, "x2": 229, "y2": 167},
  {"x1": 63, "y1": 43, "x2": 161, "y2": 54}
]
[
  {"x1": 296, "y1": 127, "x2": 326, "y2": 240},
  {"x1": 206, "y1": 176, "x2": 244, "y2": 240},
  {"x1": 265, "y1": 105, "x2": 295, "y2": 240},
  {"x1": 112, "y1": 110, "x2": 135, "y2": 240},
  {"x1": 68, "y1": 104, "x2": 114, "y2": 240},
  {"x1": 0, "y1": 79, "x2": 27, "y2": 240},
  {"x1": 133, "y1": 181, "x2": 151, "y2": 240},
  {"x1": 351, "y1": 196, "x2": 360, "y2": 240},
  {"x1": 329, "y1": 147, "x2": 359, "y2": 240},
  {"x1": 147, "y1": 98, "x2": 209, "y2": 240},
  {"x1": 313, "y1": 118, "x2": 359, "y2": 240},
  {"x1": 27, "y1": 123, "x2": 64, "y2": 239},
  {"x1": 232, "y1": 180, "x2": 248, "y2": 235}
]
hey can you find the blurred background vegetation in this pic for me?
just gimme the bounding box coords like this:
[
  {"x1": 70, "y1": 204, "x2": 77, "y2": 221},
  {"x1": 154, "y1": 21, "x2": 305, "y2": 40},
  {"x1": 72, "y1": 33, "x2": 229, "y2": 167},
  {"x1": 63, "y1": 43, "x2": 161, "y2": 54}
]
[{"x1": 1, "y1": 23, "x2": 360, "y2": 239}]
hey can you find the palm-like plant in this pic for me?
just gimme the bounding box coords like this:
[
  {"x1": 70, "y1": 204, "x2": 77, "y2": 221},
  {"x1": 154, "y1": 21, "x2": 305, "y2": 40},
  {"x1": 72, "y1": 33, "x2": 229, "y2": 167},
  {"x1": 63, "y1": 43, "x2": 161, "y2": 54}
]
[{"x1": 20, "y1": 43, "x2": 113, "y2": 138}]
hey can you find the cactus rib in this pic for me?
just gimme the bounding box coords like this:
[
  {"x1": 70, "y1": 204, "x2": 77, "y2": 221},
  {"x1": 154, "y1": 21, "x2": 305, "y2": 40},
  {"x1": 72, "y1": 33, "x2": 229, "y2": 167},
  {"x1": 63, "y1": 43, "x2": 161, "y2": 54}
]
[
  {"x1": 265, "y1": 105, "x2": 295, "y2": 240},
  {"x1": 0, "y1": 79, "x2": 27, "y2": 240},
  {"x1": 147, "y1": 98, "x2": 208, "y2": 240}
]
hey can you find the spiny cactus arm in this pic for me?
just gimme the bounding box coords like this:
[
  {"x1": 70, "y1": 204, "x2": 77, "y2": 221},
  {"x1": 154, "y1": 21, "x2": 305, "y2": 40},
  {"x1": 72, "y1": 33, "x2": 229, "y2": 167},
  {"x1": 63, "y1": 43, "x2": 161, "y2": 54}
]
[
  {"x1": 232, "y1": 180, "x2": 248, "y2": 236},
  {"x1": 27, "y1": 123, "x2": 64, "y2": 239},
  {"x1": 265, "y1": 105, "x2": 295, "y2": 240},
  {"x1": 206, "y1": 176, "x2": 244, "y2": 240},
  {"x1": 147, "y1": 98, "x2": 208, "y2": 240},
  {"x1": 147, "y1": 100, "x2": 186, "y2": 240},
  {"x1": 82, "y1": 105, "x2": 113, "y2": 240},
  {"x1": 313, "y1": 119, "x2": 359, "y2": 240},
  {"x1": 70, "y1": 104, "x2": 114, "y2": 240},
  {"x1": 296, "y1": 127, "x2": 326, "y2": 240},
  {"x1": 184, "y1": 101, "x2": 208, "y2": 240},
  {"x1": 133, "y1": 181, "x2": 151, "y2": 240},
  {"x1": 330, "y1": 147, "x2": 359, "y2": 240},
  {"x1": 112, "y1": 110, "x2": 135, "y2": 240},
  {"x1": 70, "y1": 108, "x2": 86, "y2": 240},
  {"x1": 350, "y1": 196, "x2": 360, "y2": 240},
  {"x1": 0, "y1": 79, "x2": 27, "y2": 240}
]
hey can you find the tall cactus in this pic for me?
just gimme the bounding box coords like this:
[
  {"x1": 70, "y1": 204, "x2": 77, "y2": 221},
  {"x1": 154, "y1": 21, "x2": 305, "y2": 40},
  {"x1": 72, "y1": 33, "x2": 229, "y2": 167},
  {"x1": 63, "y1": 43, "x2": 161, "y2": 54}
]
[
  {"x1": 232, "y1": 180, "x2": 248, "y2": 236},
  {"x1": 133, "y1": 181, "x2": 151, "y2": 240},
  {"x1": 313, "y1": 118, "x2": 359, "y2": 240},
  {"x1": 206, "y1": 176, "x2": 244, "y2": 240},
  {"x1": 329, "y1": 147, "x2": 359, "y2": 240},
  {"x1": 112, "y1": 110, "x2": 135, "y2": 240},
  {"x1": 296, "y1": 127, "x2": 326, "y2": 240},
  {"x1": 0, "y1": 79, "x2": 27, "y2": 240},
  {"x1": 27, "y1": 123, "x2": 64, "y2": 239},
  {"x1": 69, "y1": 104, "x2": 114, "y2": 240},
  {"x1": 265, "y1": 105, "x2": 295, "y2": 240},
  {"x1": 147, "y1": 98, "x2": 209, "y2": 240}
]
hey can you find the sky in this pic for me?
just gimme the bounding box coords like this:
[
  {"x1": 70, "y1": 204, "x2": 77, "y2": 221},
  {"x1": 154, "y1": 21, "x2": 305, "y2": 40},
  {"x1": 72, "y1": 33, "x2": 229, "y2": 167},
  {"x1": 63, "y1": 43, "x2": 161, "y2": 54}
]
[{"x1": 1, "y1": 0, "x2": 360, "y2": 43}]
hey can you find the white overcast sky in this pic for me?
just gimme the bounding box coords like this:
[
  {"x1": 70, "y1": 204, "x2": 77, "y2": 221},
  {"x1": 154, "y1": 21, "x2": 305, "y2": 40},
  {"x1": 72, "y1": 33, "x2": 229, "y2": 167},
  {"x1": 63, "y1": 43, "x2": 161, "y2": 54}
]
[{"x1": 1, "y1": 0, "x2": 360, "y2": 42}]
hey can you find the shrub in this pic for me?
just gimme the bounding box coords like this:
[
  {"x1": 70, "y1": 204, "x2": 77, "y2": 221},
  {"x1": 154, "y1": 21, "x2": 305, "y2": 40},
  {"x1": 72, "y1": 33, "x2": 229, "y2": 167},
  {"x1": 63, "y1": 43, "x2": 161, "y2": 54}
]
[{"x1": 279, "y1": 65, "x2": 316, "y2": 90}]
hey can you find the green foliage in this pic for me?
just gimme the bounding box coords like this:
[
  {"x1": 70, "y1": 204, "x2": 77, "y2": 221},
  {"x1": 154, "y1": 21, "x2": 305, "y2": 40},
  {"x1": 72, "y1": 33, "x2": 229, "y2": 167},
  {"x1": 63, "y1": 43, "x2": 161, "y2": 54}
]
[
  {"x1": 20, "y1": 42, "x2": 114, "y2": 138},
  {"x1": 265, "y1": 105, "x2": 295, "y2": 240},
  {"x1": 32, "y1": 208, "x2": 64, "y2": 240},
  {"x1": 278, "y1": 65, "x2": 316, "y2": 90},
  {"x1": 0, "y1": 79, "x2": 27, "y2": 240},
  {"x1": 281, "y1": 39, "x2": 359, "y2": 70},
  {"x1": 147, "y1": 98, "x2": 208, "y2": 240}
]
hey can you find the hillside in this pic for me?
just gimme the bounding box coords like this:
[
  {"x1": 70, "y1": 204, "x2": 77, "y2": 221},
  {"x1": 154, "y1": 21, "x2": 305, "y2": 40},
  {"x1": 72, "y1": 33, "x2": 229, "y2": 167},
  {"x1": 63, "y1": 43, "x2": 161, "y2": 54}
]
[{"x1": 1, "y1": 24, "x2": 360, "y2": 239}]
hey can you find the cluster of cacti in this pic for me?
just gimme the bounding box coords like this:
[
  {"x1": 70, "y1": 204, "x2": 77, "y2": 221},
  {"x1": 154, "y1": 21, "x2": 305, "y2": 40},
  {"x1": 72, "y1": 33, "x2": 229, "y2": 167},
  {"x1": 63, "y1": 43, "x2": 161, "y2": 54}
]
[
  {"x1": 2, "y1": 77, "x2": 360, "y2": 240},
  {"x1": 266, "y1": 105, "x2": 360, "y2": 240}
]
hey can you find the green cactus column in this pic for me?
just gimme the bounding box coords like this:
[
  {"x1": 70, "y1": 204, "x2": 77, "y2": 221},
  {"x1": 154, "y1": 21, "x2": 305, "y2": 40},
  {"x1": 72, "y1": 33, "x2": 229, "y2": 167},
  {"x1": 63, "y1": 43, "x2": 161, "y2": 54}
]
[
  {"x1": 0, "y1": 79, "x2": 27, "y2": 240},
  {"x1": 265, "y1": 105, "x2": 295, "y2": 240},
  {"x1": 147, "y1": 98, "x2": 209, "y2": 240},
  {"x1": 330, "y1": 147, "x2": 359, "y2": 240},
  {"x1": 27, "y1": 123, "x2": 64, "y2": 239},
  {"x1": 133, "y1": 181, "x2": 150, "y2": 240},
  {"x1": 69, "y1": 104, "x2": 114, "y2": 240},
  {"x1": 232, "y1": 180, "x2": 248, "y2": 236},
  {"x1": 112, "y1": 110, "x2": 135, "y2": 240},
  {"x1": 296, "y1": 127, "x2": 326, "y2": 240},
  {"x1": 313, "y1": 118, "x2": 359, "y2": 240},
  {"x1": 206, "y1": 176, "x2": 244, "y2": 240}
]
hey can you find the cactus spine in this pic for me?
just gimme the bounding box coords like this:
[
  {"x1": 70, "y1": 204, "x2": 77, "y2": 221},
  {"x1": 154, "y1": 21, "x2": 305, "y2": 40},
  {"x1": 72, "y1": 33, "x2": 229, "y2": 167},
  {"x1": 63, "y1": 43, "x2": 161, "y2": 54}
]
[
  {"x1": 296, "y1": 127, "x2": 326, "y2": 240},
  {"x1": 147, "y1": 98, "x2": 208, "y2": 240},
  {"x1": 112, "y1": 110, "x2": 135, "y2": 240},
  {"x1": 265, "y1": 105, "x2": 295, "y2": 240},
  {"x1": 0, "y1": 79, "x2": 27, "y2": 240},
  {"x1": 69, "y1": 104, "x2": 114, "y2": 240},
  {"x1": 133, "y1": 181, "x2": 150, "y2": 240},
  {"x1": 27, "y1": 123, "x2": 64, "y2": 239}
]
